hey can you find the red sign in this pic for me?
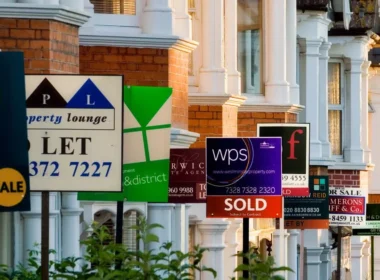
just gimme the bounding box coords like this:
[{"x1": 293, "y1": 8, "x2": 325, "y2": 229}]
[
  {"x1": 206, "y1": 196, "x2": 282, "y2": 218},
  {"x1": 329, "y1": 196, "x2": 365, "y2": 215},
  {"x1": 169, "y1": 149, "x2": 206, "y2": 203}
]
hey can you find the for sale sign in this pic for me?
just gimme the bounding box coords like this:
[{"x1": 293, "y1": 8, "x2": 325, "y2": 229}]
[
  {"x1": 206, "y1": 137, "x2": 282, "y2": 218},
  {"x1": 257, "y1": 123, "x2": 310, "y2": 196},
  {"x1": 329, "y1": 187, "x2": 367, "y2": 226}
]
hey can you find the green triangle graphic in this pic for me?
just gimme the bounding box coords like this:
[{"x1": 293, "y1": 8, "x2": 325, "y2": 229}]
[{"x1": 124, "y1": 86, "x2": 172, "y2": 127}]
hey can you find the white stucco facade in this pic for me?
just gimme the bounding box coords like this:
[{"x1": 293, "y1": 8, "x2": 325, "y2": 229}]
[{"x1": 1, "y1": 1, "x2": 380, "y2": 279}]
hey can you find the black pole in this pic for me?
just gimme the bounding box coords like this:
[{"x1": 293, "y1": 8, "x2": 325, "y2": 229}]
[
  {"x1": 371, "y1": 236, "x2": 374, "y2": 280},
  {"x1": 336, "y1": 227, "x2": 342, "y2": 280},
  {"x1": 243, "y1": 218, "x2": 249, "y2": 279},
  {"x1": 41, "y1": 191, "x2": 50, "y2": 280},
  {"x1": 115, "y1": 201, "x2": 124, "y2": 269}
]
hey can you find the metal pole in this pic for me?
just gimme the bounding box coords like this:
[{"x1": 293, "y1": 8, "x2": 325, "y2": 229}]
[
  {"x1": 299, "y1": 229, "x2": 304, "y2": 280},
  {"x1": 337, "y1": 227, "x2": 342, "y2": 280},
  {"x1": 115, "y1": 201, "x2": 124, "y2": 270},
  {"x1": 243, "y1": 218, "x2": 249, "y2": 278},
  {"x1": 41, "y1": 191, "x2": 50, "y2": 280},
  {"x1": 371, "y1": 236, "x2": 374, "y2": 280}
]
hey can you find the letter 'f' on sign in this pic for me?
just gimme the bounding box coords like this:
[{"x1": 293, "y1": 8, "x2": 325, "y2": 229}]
[{"x1": 287, "y1": 129, "x2": 303, "y2": 159}]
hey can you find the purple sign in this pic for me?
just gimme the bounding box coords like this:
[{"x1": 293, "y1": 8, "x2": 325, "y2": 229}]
[{"x1": 206, "y1": 137, "x2": 282, "y2": 196}]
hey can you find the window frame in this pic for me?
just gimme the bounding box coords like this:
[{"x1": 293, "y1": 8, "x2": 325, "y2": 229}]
[
  {"x1": 328, "y1": 58, "x2": 346, "y2": 161},
  {"x1": 91, "y1": 0, "x2": 145, "y2": 28},
  {"x1": 237, "y1": 0, "x2": 264, "y2": 96}
]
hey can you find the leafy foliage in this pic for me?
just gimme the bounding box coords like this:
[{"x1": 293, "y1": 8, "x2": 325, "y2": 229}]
[
  {"x1": 0, "y1": 217, "x2": 216, "y2": 280},
  {"x1": 232, "y1": 248, "x2": 293, "y2": 280}
]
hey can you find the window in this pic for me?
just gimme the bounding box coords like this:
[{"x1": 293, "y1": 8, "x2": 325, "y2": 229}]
[
  {"x1": 91, "y1": 0, "x2": 136, "y2": 15},
  {"x1": 328, "y1": 62, "x2": 344, "y2": 156},
  {"x1": 237, "y1": 0, "x2": 263, "y2": 95}
]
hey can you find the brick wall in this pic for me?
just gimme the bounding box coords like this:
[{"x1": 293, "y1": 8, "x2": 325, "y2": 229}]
[
  {"x1": 188, "y1": 105, "x2": 238, "y2": 148},
  {"x1": 80, "y1": 47, "x2": 188, "y2": 129},
  {"x1": 238, "y1": 112, "x2": 297, "y2": 137},
  {"x1": 0, "y1": 19, "x2": 79, "y2": 74},
  {"x1": 328, "y1": 170, "x2": 368, "y2": 188}
]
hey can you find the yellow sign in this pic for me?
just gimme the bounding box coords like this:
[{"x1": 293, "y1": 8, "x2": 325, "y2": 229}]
[{"x1": 0, "y1": 168, "x2": 27, "y2": 207}]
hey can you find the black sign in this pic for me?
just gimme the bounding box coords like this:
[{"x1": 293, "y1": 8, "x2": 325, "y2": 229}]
[
  {"x1": 0, "y1": 52, "x2": 31, "y2": 212},
  {"x1": 284, "y1": 176, "x2": 329, "y2": 220},
  {"x1": 352, "y1": 204, "x2": 380, "y2": 236},
  {"x1": 257, "y1": 124, "x2": 308, "y2": 174}
]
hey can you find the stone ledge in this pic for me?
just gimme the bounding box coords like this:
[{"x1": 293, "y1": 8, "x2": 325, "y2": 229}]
[
  {"x1": 328, "y1": 162, "x2": 374, "y2": 171},
  {"x1": 79, "y1": 33, "x2": 198, "y2": 53},
  {"x1": 0, "y1": 3, "x2": 90, "y2": 26},
  {"x1": 189, "y1": 93, "x2": 247, "y2": 107},
  {"x1": 239, "y1": 103, "x2": 304, "y2": 114},
  {"x1": 170, "y1": 128, "x2": 199, "y2": 148}
]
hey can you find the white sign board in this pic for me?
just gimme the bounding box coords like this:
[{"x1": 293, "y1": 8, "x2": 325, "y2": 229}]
[
  {"x1": 26, "y1": 75, "x2": 122, "y2": 192},
  {"x1": 329, "y1": 186, "x2": 367, "y2": 227}
]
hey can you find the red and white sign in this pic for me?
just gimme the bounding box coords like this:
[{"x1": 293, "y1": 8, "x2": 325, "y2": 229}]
[
  {"x1": 206, "y1": 196, "x2": 282, "y2": 218},
  {"x1": 329, "y1": 186, "x2": 367, "y2": 226}
]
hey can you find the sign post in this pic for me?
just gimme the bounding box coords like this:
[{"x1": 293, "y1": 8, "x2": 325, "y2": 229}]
[
  {"x1": 206, "y1": 137, "x2": 282, "y2": 277},
  {"x1": 25, "y1": 75, "x2": 123, "y2": 277},
  {"x1": 0, "y1": 52, "x2": 31, "y2": 269}
]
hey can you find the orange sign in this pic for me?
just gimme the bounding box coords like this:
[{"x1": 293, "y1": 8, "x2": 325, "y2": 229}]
[
  {"x1": 206, "y1": 196, "x2": 282, "y2": 218},
  {"x1": 0, "y1": 168, "x2": 27, "y2": 207},
  {"x1": 276, "y1": 219, "x2": 330, "y2": 229}
]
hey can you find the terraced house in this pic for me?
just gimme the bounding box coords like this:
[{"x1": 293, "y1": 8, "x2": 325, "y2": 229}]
[{"x1": 1, "y1": 0, "x2": 380, "y2": 279}]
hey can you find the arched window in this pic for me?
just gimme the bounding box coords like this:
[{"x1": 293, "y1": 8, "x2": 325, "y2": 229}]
[
  {"x1": 93, "y1": 210, "x2": 115, "y2": 243},
  {"x1": 91, "y1": 0, "x2": 136, "y2": 15}
]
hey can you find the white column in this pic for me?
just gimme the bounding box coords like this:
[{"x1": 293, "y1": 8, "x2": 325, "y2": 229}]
[
  {"x1": 199, "y1": 0, "x2": 227, "y2": 94},
  {"x1": 320, "y1": 246, "x2": 331, "y2": 280},
  {"x1": 286, "y1": 0, "x2": 299, "y2": 104},
  {"x1": 60, "y1": 0, "x2": 84, "y2": 10},
  {"x1": 299, "y1": 38, "x2": 323, "y2": 159},
  {"x1": 172, "y1": 204, "x2": 191, "y2": 252},
  {"x1": 344, "y1": 59, "x2": 364, "y2": 162},
  {"x1": 273, "y1": 230, "x2": 288, "y2": 277},
  {"x1": 303, "y1": 229, "x2": 323, "y2": 280},
  {"x1": 173, "y1": 0, "x2": 191, "y2": 39},
  {"x1": 351, "y1": 238, "x2": 364, "y2": 280},
  {"x1": 319, "y1": 42, "x2": 332, "y2": 159},
  {"x1": 61, "y1": 192, "x2": 83, "y2": 259},
  {"x1": 147, "y1": 204, "x2": 175, "y2": 252},
  {"x1": 304, "y1": 247, "x2": 323, "y2": 280},
  {"x1": 198, "y1": 219, "x2": 229, "y2": 280},
  {"x1": 287, "y1": 230, "x2": 298, "y2": 280},
  {"x1": 265, "y1": 0, "x2": 289, "y2": 103},
  {"x1": 0, "y1": 213, "x2": 13, "y2": 267},
  {"x1": 224, "y1": 219, "x2": 242, "y2": 280},
  {"x1": 21, "y1": 193, "x2": 42, "y2": 266},
  {"x1": 362, "y1": 240, "x2": 371, "y2": 280},
  {"x1": 142, "y1": 0, "x2": 174, "y2": 35},
  {"x1": 224, "y1": 0, "x2": 240, "y2": 95},
  {"x1": 83, "y1": 0, "x2": 94, "y2": 14},
  {"x1": 362, "y1": 61, "x2": 371, "y2": 163}
]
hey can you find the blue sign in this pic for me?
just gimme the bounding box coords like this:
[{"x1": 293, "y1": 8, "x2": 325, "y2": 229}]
[{"x1": 206, "y1": 137, "x2": 282, "y2": 196}]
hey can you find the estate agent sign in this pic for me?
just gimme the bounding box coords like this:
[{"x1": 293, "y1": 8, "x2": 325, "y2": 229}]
[
  {"x1": 0, "y1": 52, "x2": 31, "y2": 212},
  {"x1": 257, "y1": 123, "x2": 310, "y2": 196},
  {"x1": 26, "y1": 75, "x2": 123, "y2": 192},
  {"x1": 206, "y1": 137, "x2": 282, "y2": 218}
]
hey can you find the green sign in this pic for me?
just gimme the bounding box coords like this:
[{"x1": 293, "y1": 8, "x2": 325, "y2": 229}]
[
  {"x1": 0, "y1": 52, "x2": 31, "y2": 212},
  {"x1": 352, "y1": 204, "x2": 380, "y2": 236},
  {"x1": 78, "y1": 86, "x2": 172, "y2": 202}
]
